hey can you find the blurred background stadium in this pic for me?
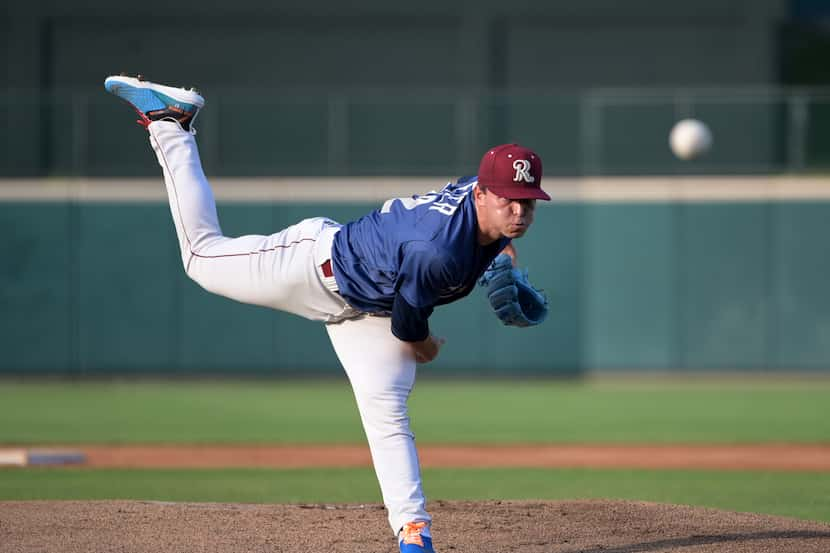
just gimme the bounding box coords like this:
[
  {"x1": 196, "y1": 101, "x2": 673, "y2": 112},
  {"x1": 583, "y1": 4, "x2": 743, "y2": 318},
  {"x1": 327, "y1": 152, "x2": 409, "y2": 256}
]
[
  {"x1": 3, "y1": 0, "x2": 830, "y2": 377},
  {"x1": 3, "y1": 0, "x2": 830, "y2": 529}
]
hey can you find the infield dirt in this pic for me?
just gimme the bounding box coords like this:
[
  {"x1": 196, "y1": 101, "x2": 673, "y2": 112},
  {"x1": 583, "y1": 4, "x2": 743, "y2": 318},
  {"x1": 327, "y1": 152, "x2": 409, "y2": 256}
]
[
  {"x1": 2, "y1": 499, "x2": 830, "y2": 552},
  {"x1": 68, "y1": 443, "x2": 830, "y2": 471},
  {"x1": 4, "y1": 445, "x2": 829, "y2": 552}
]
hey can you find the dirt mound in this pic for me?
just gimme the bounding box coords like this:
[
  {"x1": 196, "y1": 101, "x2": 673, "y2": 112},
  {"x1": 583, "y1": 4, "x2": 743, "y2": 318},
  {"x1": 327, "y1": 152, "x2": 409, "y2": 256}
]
[{"x1": 2, "y1": 499, "x2": 829, "y2": 552}]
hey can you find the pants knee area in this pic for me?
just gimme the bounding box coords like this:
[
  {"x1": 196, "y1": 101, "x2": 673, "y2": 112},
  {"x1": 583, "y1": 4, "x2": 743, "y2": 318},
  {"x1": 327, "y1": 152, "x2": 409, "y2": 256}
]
[
  {"x1": 181, "y1": 255, "x2": 200, "y2": 283},
  {"x1": 361, "y1": 412, "x2": 414, "y2": 441},
  {"x1": 353, "y1": 390, "x2": 415, "y2": 436},
  {"x1": 182, "y1": 256, "x2": 216, "y2": 293},
  {"x1": 358, "y1": 394, "x2": 409, "y2": 419}
]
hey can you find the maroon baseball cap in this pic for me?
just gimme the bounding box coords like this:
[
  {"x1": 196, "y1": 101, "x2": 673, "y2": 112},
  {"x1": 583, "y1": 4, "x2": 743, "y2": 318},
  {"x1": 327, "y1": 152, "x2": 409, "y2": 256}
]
[{"x1": 477, "y1": 144, "x2": 550, "y2": 201}]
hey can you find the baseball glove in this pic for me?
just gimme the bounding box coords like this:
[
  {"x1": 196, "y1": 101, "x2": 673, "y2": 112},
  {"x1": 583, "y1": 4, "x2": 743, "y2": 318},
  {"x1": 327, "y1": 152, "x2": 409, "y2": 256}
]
[{"x1": 478, "y1": 253, "x2": 548, "y2": 327}]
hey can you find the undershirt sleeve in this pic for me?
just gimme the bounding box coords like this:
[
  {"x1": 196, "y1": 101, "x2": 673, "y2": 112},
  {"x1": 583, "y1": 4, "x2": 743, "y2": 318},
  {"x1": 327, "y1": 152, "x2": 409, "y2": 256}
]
[
  {"x1": 391, "y1": 293, "x2": 433, "y2": 342},
  {"x1": 391, "y1": 242, "x2": 456, "y2": 341}
]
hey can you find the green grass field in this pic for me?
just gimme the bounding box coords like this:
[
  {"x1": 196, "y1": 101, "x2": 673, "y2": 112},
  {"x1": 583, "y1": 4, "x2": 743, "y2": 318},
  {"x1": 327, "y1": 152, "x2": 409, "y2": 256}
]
[
  {"x1": 2, "y1": 378, "x2": 829, "y2": 522},
  {"x1": 1, "y1": 379, "x2": 828, "y2": 444},
  {"x1": 4, "y1": 468, "x2": 829, "y2": 523}
]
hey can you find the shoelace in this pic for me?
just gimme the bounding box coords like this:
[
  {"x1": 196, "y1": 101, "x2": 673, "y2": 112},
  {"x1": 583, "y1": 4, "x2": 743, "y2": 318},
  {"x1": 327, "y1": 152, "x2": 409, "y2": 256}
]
[{"x1": 401, "y1": 521, "x2": 428, "y2": 547}]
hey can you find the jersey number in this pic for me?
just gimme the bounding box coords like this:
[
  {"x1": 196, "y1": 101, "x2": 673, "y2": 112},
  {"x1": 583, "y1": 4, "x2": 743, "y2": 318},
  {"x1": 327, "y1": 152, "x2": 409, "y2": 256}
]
[
  {"x1": 380, "y1": 189, "x2": 463, "y2": 217},
  {"x1": 380, "y1": 194, "x2": 438, "y2": 214}
]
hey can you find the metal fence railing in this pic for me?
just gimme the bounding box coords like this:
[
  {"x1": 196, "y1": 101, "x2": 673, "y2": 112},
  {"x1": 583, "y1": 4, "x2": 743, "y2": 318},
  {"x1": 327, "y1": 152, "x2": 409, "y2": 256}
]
[{"x1": 3, "y1": 87, "x2": 830, "y2": 178}]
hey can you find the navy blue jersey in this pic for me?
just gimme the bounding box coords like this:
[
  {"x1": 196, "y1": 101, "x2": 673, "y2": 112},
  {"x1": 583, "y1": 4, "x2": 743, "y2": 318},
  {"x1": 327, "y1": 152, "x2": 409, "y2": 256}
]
[{"x1": 331, "y1": 177, "x2": 509, "y2": 340}]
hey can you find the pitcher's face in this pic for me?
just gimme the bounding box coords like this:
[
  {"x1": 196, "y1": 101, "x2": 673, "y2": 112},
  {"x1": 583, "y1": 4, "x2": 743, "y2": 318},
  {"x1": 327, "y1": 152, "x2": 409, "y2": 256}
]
[{"x1": 475, "y1": 187, "x2": 536, "y2": 243}]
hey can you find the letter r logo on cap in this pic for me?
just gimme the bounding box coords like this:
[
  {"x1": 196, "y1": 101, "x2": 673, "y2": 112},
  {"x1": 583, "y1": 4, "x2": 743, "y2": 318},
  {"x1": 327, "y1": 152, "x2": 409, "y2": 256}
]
[
  {"x1": 477, "y1": 143, "x2": 550, "y2": 200},
  {"x1": 512, "y1": 159, "x2": 535, "y2": 183}
]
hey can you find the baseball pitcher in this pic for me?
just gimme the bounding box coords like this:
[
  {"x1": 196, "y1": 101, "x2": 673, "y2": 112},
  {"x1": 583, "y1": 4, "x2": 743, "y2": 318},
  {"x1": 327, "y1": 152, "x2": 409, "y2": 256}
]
[{"x1": 104, "y1": 74, "x2": 550, "y2": 553}]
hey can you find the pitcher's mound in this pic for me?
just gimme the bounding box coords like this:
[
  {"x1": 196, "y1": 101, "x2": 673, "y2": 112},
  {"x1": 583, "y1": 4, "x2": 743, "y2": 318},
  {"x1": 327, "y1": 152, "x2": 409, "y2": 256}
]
[{"x1": 2, "y1": 499, "x2": 829, "y2": 552}]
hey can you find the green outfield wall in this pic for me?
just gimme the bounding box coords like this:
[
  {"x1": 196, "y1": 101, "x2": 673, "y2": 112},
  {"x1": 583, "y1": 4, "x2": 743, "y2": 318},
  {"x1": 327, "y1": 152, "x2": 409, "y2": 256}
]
[
  {"x1": 2, "y1": 179, "x2": 830, "y2": 375},
  {"x1": 5, "y1": 88, "x2": 830, "y2": 178}
]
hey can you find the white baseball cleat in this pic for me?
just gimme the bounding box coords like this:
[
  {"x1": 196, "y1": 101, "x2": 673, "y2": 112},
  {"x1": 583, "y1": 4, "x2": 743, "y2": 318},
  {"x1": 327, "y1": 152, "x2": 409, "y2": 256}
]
[{"x1": 104, "y1": 74, "x2": 205, "y2": 131}]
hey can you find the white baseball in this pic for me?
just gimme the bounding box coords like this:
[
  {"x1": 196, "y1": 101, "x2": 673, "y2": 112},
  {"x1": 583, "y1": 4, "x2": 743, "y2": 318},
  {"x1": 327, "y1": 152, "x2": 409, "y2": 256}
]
[{"x1": 669, "y1": 119, "x2": 712, "y2": 160}]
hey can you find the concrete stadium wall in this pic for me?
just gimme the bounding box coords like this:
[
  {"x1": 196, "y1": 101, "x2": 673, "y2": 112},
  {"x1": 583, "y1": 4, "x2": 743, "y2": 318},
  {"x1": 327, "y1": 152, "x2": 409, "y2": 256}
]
[{"x1": 2, "y1": 176, "x2": 829, "y2": 376}]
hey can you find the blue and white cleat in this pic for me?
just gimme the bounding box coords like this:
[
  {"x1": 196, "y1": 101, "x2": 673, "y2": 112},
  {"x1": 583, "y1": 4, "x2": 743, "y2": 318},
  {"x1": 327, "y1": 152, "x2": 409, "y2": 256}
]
[
  {"x1": 399, "y1": 521, "x2": 435, "y2": 553},
  {"x1": 104, "y1": 74, "x2": 204, "y2": 132}
]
